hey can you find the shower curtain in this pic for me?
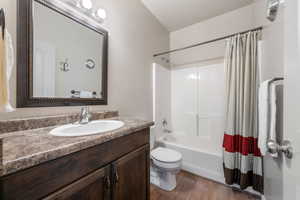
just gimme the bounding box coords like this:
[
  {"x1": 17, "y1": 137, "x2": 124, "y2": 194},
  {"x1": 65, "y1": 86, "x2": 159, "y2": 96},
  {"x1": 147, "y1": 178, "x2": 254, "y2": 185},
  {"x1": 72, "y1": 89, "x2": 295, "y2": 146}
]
[{"x1": 222, "y1": 30, "x2": 263, "y2": 193}]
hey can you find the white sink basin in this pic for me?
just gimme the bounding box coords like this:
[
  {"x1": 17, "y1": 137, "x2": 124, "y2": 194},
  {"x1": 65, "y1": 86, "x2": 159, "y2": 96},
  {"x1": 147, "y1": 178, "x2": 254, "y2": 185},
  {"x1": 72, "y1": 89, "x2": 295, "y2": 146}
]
[{"x1": 50, "y1": 120, "x2": 125, "y2": 137}]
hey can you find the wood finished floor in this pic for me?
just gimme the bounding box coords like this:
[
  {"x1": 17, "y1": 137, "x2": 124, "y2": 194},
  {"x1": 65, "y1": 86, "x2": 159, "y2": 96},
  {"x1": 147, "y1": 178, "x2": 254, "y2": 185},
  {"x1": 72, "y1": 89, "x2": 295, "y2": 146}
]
[{"x1": 150, "y1": 171, "x2": 260, "y2": 200}]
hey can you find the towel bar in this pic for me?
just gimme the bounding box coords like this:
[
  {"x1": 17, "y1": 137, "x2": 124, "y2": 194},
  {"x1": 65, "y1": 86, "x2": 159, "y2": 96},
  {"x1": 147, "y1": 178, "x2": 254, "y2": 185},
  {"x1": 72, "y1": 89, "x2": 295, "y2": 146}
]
[{"x1": 265, "y1": 77, "x2": 293, "y2": 159}]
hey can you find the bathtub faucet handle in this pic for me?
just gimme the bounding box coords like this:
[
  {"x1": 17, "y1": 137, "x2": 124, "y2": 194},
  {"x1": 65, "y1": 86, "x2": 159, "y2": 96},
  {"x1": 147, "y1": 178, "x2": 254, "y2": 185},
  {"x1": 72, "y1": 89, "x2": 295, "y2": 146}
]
[
  {"x1": 162, "y1": 119, "x2": 172, "y2": 133},
  {"x1": 162, "y1": 119, "x2": 168, "y2": 127},
  {"x1": 164, "y1": 129, "x2": 172, "y2": 134}
]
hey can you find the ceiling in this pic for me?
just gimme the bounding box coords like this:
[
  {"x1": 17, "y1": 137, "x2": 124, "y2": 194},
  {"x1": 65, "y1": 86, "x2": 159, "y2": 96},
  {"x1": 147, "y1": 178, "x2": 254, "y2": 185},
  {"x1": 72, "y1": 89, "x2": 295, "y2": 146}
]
[{"x1": 142, "y1": 0, "x2": 254, "y2": 32}]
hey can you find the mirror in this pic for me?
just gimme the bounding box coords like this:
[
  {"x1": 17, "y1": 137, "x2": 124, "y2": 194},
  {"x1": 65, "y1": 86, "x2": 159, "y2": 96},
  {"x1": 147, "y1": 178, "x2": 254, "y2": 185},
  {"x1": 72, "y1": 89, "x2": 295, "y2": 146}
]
[{"x1": 17, "y1": 0, "x2": 108, "y2": 107}]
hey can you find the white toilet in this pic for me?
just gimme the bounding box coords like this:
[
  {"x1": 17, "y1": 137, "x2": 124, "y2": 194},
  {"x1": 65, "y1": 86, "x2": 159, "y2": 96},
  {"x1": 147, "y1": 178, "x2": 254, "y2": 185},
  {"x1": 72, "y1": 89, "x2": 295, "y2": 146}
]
[{"x1": 150, "y1": 147, "x2": 182, "y2": 191}]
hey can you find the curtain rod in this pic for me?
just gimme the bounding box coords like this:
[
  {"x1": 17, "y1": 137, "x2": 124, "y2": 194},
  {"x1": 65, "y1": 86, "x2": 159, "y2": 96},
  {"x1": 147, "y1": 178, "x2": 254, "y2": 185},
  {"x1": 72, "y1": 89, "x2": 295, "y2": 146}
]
[{"x1": 153, "y1": 26, "x2": 263, "y2": 57}]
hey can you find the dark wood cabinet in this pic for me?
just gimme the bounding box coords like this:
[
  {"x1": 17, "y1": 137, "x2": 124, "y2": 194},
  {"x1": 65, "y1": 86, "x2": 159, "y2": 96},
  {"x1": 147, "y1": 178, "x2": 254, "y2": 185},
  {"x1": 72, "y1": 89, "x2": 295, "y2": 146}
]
[
  {"x1": 44, "y1": 166, "x2": 111, "y2": 200},
  {"x1": 0, "y1": 129, "x2": 150, "y2": 200},
  {"x1": 112, "y1": 145, "x2": 150, "y2": 200}
]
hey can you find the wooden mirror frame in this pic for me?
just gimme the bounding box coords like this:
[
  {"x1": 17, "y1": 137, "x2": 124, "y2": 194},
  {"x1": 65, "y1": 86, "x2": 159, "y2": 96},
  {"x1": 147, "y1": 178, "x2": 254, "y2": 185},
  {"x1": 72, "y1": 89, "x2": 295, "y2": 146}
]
[{"x1": 17, "y1": 0, "x2": 108, "y2": 107}]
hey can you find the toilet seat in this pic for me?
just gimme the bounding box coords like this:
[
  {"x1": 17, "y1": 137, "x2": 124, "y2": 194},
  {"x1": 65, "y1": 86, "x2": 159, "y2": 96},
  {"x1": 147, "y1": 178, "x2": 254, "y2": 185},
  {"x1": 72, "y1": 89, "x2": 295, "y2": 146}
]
[{"x1": 151, "y1": 147, "x2": 182, "y2": 169}]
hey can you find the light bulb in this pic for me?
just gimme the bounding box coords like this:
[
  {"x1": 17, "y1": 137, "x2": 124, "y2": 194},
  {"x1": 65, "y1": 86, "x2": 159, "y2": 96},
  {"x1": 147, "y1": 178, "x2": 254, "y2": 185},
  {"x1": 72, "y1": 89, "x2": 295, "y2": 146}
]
[
  {"x1": 80, "y1": 0, "x2": 92, "y2": 10},
  {"x1": 96, "y1": 8, "x2": 107, "y2": 19}
]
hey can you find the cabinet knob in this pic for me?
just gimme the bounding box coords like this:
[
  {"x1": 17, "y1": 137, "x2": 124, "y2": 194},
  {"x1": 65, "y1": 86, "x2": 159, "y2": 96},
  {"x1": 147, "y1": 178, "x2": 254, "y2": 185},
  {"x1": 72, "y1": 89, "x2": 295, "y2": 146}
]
[
  {"x1": 115, "y1": 170, "x2": 119, "y2": 183},
  {"x1": 113, "y1": 164, "x2": 119, "y2": 184},
  {"x1": 105, "y1": 176, "x2": 111, "y2": 189}
]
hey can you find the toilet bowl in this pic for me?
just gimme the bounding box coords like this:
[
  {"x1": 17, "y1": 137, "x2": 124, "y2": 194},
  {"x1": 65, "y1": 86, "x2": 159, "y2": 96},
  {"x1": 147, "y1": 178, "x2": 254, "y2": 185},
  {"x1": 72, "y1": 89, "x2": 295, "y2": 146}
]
[{"x1": 150, "y1": 147, "x2": 182, "y2": 191}]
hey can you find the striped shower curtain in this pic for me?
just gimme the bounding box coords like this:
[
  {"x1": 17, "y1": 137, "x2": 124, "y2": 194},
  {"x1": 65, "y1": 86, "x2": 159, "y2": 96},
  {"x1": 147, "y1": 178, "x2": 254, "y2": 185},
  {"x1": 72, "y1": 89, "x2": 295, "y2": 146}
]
[{"x1": 222, "y1": 30, "x2": 263, "y2": 193}]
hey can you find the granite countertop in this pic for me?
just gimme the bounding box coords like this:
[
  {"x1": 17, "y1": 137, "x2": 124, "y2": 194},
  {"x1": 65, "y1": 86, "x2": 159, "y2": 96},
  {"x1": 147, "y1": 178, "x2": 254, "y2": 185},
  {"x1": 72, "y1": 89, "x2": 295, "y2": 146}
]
[{"x1": 0, "y1": 118, "x2": 153, "y2": 176}]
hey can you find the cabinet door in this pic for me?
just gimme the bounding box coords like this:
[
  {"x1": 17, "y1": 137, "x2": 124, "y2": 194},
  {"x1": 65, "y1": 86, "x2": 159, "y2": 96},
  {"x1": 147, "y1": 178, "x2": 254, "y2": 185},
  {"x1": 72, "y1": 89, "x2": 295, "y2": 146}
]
[
  {"x1": 43, "y1": 166, "x2": 111, "y2": 200},
  {"x1": 112, "y1": 145, "x2": 150, "y2": 200}
]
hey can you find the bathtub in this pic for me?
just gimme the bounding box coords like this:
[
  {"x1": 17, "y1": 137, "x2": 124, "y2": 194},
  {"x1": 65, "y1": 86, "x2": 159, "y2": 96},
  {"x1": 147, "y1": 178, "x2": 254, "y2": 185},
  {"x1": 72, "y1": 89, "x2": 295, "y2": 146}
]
[
  {"x1": 156, "y1": 134, "x2": 225, "y2": 184},
  {"x1": 155, "y1": 133, "x2": 262, "y2": 196}
]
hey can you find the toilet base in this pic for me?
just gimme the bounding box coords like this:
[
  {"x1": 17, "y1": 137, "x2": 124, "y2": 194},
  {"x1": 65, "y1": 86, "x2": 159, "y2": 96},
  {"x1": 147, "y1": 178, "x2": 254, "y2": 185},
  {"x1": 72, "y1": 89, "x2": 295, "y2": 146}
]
[{"x1": 150, "y1": 166, "x2": 177, "y2": 191}]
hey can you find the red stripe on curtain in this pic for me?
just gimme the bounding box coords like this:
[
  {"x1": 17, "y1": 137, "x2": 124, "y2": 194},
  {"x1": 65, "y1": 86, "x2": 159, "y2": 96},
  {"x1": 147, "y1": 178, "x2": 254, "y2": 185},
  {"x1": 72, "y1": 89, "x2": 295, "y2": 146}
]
[{"x1": 223, "y1": 133, "x2": 262, "y2": 157}]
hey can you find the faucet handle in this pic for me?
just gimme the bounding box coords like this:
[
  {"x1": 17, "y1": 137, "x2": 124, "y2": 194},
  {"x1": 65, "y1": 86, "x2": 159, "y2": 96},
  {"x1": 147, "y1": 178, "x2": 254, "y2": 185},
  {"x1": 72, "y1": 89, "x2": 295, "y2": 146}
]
[
  {"x1": 86, "y1": 107, "x2": 92, "y2": 119},
  {"x1": 81, "y1": 106, "x2": 90, "y2": 116},
  {"x1": 78, "y1": 106, "x2": 91, "y2": 124}
]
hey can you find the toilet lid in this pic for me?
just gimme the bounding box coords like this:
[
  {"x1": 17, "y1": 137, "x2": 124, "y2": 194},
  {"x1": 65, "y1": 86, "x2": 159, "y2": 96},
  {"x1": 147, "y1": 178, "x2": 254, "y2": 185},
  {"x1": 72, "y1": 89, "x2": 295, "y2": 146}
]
[{"x1": 151, "y1": 147, "x2": 182, "y2": 163}]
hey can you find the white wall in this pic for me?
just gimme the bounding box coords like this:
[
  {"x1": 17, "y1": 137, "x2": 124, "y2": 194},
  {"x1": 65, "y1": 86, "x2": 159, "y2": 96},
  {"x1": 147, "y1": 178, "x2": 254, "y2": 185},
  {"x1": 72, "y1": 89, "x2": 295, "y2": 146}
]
[
  {"x1": 0, "y1": 0, "x2": 169, "y2": 120},
  {"x1": 170, "y1": 3, "x2": 254, "y2": 67},
  {"x1": 283, "y1": 1, "x2": 300, "y2": 200},
  {"x1": 170, "y1": 0, "x2": 284, "y2": 81}
]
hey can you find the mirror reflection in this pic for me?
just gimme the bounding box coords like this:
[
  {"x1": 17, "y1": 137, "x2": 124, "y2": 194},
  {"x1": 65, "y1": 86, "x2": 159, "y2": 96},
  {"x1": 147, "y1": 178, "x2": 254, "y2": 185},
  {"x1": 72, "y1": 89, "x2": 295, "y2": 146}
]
[{"x1": 32, "y1": 0, "x2": 104, "y2": 99}]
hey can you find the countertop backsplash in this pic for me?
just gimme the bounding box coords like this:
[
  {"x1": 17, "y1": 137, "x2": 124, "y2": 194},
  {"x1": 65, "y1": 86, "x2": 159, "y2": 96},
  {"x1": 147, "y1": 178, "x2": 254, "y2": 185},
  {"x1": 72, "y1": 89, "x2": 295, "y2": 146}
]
[{"x1": 0, "y1": 110, "x2": 119, "y2": 134}]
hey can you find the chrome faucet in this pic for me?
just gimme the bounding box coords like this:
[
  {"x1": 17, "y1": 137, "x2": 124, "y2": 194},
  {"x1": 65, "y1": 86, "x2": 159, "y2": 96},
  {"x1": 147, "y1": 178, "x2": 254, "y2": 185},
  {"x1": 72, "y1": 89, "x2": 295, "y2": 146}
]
[{"x1": 78, "y1": 106, "x2": 91, "y2": 125}]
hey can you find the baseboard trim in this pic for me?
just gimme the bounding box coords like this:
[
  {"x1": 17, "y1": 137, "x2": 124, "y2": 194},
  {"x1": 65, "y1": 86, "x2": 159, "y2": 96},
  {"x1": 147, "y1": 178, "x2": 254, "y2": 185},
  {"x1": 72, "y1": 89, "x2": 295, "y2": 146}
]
[{"x1": 181, "y1": 162, "x2": 224, "y2": 183}]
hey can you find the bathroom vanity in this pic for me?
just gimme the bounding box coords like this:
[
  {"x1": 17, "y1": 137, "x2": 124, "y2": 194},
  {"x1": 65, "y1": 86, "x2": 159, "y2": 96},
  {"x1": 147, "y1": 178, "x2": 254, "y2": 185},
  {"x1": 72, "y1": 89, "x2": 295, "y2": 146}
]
[{"x1": 0, "y1": 112, "x2": 153, "y2": 200}]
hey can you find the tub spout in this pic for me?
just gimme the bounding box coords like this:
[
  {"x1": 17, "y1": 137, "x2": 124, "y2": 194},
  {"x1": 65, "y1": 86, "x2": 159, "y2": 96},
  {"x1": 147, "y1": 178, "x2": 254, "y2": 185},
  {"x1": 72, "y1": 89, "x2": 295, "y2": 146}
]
[{"x1": 163, "y1": 129, "x2": 172, "y2": 134}]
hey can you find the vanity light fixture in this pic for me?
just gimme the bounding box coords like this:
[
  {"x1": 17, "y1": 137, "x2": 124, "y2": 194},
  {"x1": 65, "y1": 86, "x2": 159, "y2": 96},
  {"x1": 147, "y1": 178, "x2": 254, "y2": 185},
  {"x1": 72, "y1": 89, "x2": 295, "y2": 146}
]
[
  {"x1": 95, "y1": 8, "x2": 107, "y2": 20},
  {"x1": 77, "y1": 0, "x2": 93, "y2": 10},
  {"x1": 68, "y1": 0, "x2": 107, "y2": 23}
]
